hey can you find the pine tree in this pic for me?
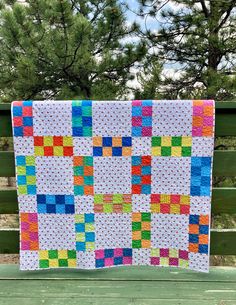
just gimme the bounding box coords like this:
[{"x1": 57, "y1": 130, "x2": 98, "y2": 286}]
[
  {"x1": 137, "y1": 0, "x2": 236, "y2": 99},
  {"x1": 0, "y1": 0, "x2": 146, "y2": 101}
]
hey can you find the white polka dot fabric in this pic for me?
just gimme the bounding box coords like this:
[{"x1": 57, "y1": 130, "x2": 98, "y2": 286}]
[{"x1": 12, "y1": 100, "x2": 215, "y2": 272}]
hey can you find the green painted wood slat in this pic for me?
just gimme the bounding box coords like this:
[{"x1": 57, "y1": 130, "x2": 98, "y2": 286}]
[
  {"x1": 1, "y1": 102, "x2": 236, "y2": 137},
  {"x1": 1, "y1": 150, "x2": 236, "y2": 177},
  {"x1": 0, "y1": 229, "x2": 235, "y2": 255},
  {"x1": 0, "y1": 188, "x2": 235, "y2": 214}
]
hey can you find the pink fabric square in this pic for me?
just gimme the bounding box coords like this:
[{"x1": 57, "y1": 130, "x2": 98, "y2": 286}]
[
  {"x1": 142, "y1": 106, "x2": 152, "y2": 116},
  {"x1": 13, "y1": 117, "x2": 23, "y2": 127},
  {"x1": 95, "y1": 249, "x2": 104, "y2": 259},
  {"x1": 23, "y1": 106, "x2": 33, "y2": 116},
  {"x1": 160, "y1": 204, "x2": 170, "y2": 214},
  {"x1": 193, "y1": 106, "x2": 203, "y2": 116},
  {"x1": 123, "y1": 257, "x2": 132, "y2": 265},
  {"x1": 151, "y1": 257, "x2": 160, "y2": 265},
  {"x1": 23, "y1": 126, "x2": 33, "y2": 136},
  {"x1": 132, "y1": 117, "x2": 142, "y2": 127},
  {"x1": 179, "y1": 250, "x2": 188, "y2": 260},
  {"x1": 132, "y1": 100, "x2": 142, "y2": 107},
  {"x1": 169, "y1": 258, "x2": 178, "y2": 266},
  {"x1": 114, "y1": 248, "x2": 123, "y2": 256},
  {"x1": 21, "y1": 222, "x2": 29, "y2": 231},
  {"x1": 104, "y1": 258, "x2": 114, "y2": 266},
  {"x1": 29, "y1": 232, "x2": 38, "y2": 241},
  {"x1": 21, "y1": 241, "x2": 30, "y2": 250},
  {"x1": 160, "y1": 248, "x2": 169, "y2": 257},
  {"x1": 180, "y1": 205, "x2": 190, "y2": 214},
  {"x1": 14, "y1": 101, "x2": 23, "y2": 106},
  {"x1": 192, "y1": 126, "x2": 202, "y2": 136},
  {"x1": 203, "y1": 100, "x2": 213, "y2": 106},
  {"x1": 171, "y1": 195, "x2": 180, "y2": 204},
  {"x1": 28, "y1": 213, "x2": 37, "y2": 222},
  {"x1": 203, "y1": 116, "x2": 213, "y2": 126},
  {"x1": 142, "y1": 127, "x2": 152, "y2": 136}
]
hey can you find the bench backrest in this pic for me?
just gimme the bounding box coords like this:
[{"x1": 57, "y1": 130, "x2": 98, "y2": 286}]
[{"x1": 0, "y1": 102, "x2": 236, "y2": 255}]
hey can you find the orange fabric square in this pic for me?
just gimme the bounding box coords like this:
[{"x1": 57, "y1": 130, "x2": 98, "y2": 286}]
[
  {"x1": 132, "y1": 166, "x2": 141, "y2": 175},
  {"x1": 74, "y1": 156, "x2": 83, "y2": 166},
  {"x1": 189, "y1": 224, "x2": 199, "y2": 234},
  {"x1": 103, "y1": 147, "x2": 112, "y2": 156},
  {"x1": 132, "y1": 212, "x2": 141, "y2": 222},
  {"x1": 30, "y1": 241, "x2": 39, "y2": 250},
  {"x1": 142, "y1": 175, "x2": 151, "y2": 184},
  {"x1": 132, "y1": 231, "x2": 141, "y2": 239},
  {"x1": 193, "y1": 116, "x2": 203, "y2": 127},
  {"x1": 84, "y1": 166, "x2": 93, "y2": 176},
  {"x1": 112, "y1": 137, "x2": 122, "y2": 146},
  {"x1": 93, "y1": 137, "x2": 102, "y2": 146},
  {"x1": 141, "y1": 240, "x2": 151, "y2": 248},
  {"x1": 199, "y1": 234, "x2": 208, "y2": 244},
  {"x1": 74, "y1": 176, "x2": 84, "y2": 185},
  {"x1": 122, "y1": 147, "x2": 132, "y2": 156},
  {"x1": 189, "y1": 243, "x2": 198, "y2": 253},
  {"x1": 199, "y1": 215, "x2": 209, "y2": 225},
  {"x1": 84, "y1": 186, "x2": 94, "y2": 195},
  {"x1": 132, "y1": 185, "x2": 141, "y2": 194},
  {"x1": 202, "y1": 126, "x2": 213, "y2": 136}
]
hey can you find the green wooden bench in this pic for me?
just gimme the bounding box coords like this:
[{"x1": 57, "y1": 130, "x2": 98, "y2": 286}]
[{"x1": 0, "y1": 102, "x2": 236, "y2": 305}]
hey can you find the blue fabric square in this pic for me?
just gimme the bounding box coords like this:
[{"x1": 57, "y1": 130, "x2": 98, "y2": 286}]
[
  {"x1": 142, "y1": 100, "x2": 152, "y2": 106},
  {"x1": 201, "y1": 176, "x2": 210, "y2": 186},
  {"x1": 96, "y1": 259, "x2": 105, "y2": 268},
  {"x1": 191, "y1": 176, "x2": 201, "y2": 186},
  {"x1": 191, "y1": 157, "x2": 202, "y2": 167},
  {"x1": 191, "y1": 166, "x2": 201, "y2": 176},
  {"x1": 189, "y1": 215, "x2": 199, "y2": 224},
  {"x1": 141, "y1": 185, "x2": 151, "y2": 194},
  {"x1": 72, "y1": 127, "x2": 83, "y2": 136},
  {"x1": 132, "y1": 176, "x2": 141, "y2": 184},
  {"x1": 65, "y1": 195, "x2": 74, "y2": 204},
  {"x1": 200, "y1": 186, "x2": 210, "y2": 196},
  {"x1": 142, "y1": 116, "x2": 152, "y2": 126},
  {"x1": 27, "y1": 185, "x2": 36, "y2": 195},
  {"x1": 13, "y1": 106, "x2": 22, "y2": 116},
  {"x1": 17, "y1": 176, "x2": 26, "y2": 185},
  {"x1": 123, "y1": 248, "x2": 132, "y2": 256},
  {"x1": 132, "y1": 126, "x2": 142, "y2": 137},
  {"x1": 190, "y1": 186, "x2": 200, "y2": 196},
  {"x1": 132, "y1": 106, "x2": 142, "y2": 116},
  {"x1": 93, "y1": 147, "x2": 102, "y2": 156},
  {"x1": 14, "y1": 127, "x2": 23, "y2": 136},
  {"x1": 85, "y1": 213, "x2": 94, "y2": 223},
  {"x1": 201, "y1": 157, "x2": 211, "y2": 166},
  {"x1": 37, "y1": 204, "x2": 46, "y2": 214},
  {"x1": 65, "y1": 205, "x2": 75, "y2": 214},
  {"x1": 16, "y1": 156, "x2": 26, "y2": 166},
  {"x1": 37, "y1": 195, "x2": 46, "y2": 204},
  {"x1": 23, "y1": 117, "x2": 33, "y2": 126},
  {"x1": 104, "y1": 249, "x2": 114, "y2": 258},
  {"x1": 56, "y1": 205, "x2": 65, "y2": 214},
  {"x1": 75, "y1": 223, "x2": 85, "y2": 232},
  {"x1": 103, "y1": 137, "x2": 112, "y2": 147},
  {"x1": 114, "y1": 257, "x2": 123, "y2": 265},
  {"x1": 112, "y1": 147, "x2": 122, "y2": 156},
  {"x1": 85, "y1": 232, "x2": 95, "y2": 242},
  {"x1": 26, "y1": 166, "x2": 35, "y2": 176},
  {"x1": 82, "y1": 100, "x2": 92, "y2": 107},
  {"x1": 76, "y1": 242, "x2": 85, "y2": 252},
  {"x1": 47, "y1": 204, "x2": 56, "y2": 213},
  {"x1": 72, "y1": 106, "x2": 82, "y2": 116},
  {"x1": 132, "y1": 156, "x2": 141, "y2": 166},
  {"x1": 199, "y1": 244, "x2": 208, "y2": 254},
  {"x1": 46, "y1": 195, "x2": 56, "y2": 204},
  {"x1": 55, "y1": 195, "x2": 65, "y2": 204},
  {"x1": 189, "y1": 234, "x2": 198, "y2": 243},
  {"x1": 23, "y1": 101, "x2": 32, "y2": 107},
  {"x1": 82, "y1": 116, "x2": 92, "y2": 127},
  {"x1": 141, "y1": 166, "x2": 151, "y2": 175},
  {"x1": 199, "y1": 225, "x2": 209, "y2": 234},
  {"x1": 122, "y1": 137, "x2": 132, "y2": 147}
]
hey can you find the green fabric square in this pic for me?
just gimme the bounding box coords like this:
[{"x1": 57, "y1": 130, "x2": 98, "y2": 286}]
[
  {"x1": 171, "y1": 137, "x2": 182, "y2": 146},
  {"x1": 74, "y1": 186, "x2": 84, "y2": 195},
  {"x1": 132, "y1": 222, "x2": 141, "y2": 231},
  {"x1": 142, "y1": 230, "x2": 151, "y2": 240},
  {"x1": 82, "y1": 107, "x2": 92, "y2": 116},
  {"x1": 26, "y1": 176, "x2": 36, "y2": 185},
  {"x1": 40, "y1": 260, "x2": 49, "y2": 268},
  {"x1": 84, "y1": 157, "x2": 93, "y2": 166},
  {"x1": 25, "y1": 156, "x2": 35, "y2": 166},
  {"x1": 83, "y1": 127, "x2": 92, "y2": 137},
  {"x1": 84, "y1": 176, "x2": 93, "y2": 185},
  {"x1": 58, "y1": 259, "x2": 68, "y2": 267},
  {"x1": 17, "y1": 167, "x2": 26, "y2": 175},
  {"x1": 132, "y1": 240, "x2": 141, "y2": 248},
  {"x1": 48, "y1": 250, "x2": 58, "y2": 259},
  {"x1": 104, "y1": 204, "x2": 113, "y2": 213},
  {"x1": 152, "y1": 137, "x2": 161, "y2": 146},
  {"x1": 182, "y1": 147, "x2": 191, "y2": 156},
  {"x1": 123, "y1": 204, "x2": 131, "y2": 213},
  {"x1": 94, "y1": 195, "x2": 103, "y2": 204},
  {"x1": 72, "y1": 117, "x2": 82, "y2": 127},
  {"x1": 74, "y1": 166, "x2": 84, "y2": 176},
  {"x1": 18, "y1": 185, "x2": 27, "y2": 195},
  {"x1": 141, "y1": 213, "x2": 151, "y2": 222},
  {"x1": 113, "y1": 194, "x2": 122, "y2": 203},
  {"x1": 161, "y1": 146, "x2": 171, "y2": 156},
  {"x1": 67, "y1": 250, "x2": 76, "y2": 259},
  {"x1": 73, "y1": 101, "x2": 82, "y2": 107}
]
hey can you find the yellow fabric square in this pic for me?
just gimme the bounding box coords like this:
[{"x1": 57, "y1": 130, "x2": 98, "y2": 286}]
[
  {"x1": 75, "y1": 214, "x2": 84, "y2": 222},
  {"x1": 122, "y1": 147, "x2": 132, "y2": 156},
  {"x1": 53, "y1": 146, "x2": 64, "y2": 156},
  {"x1": 85, "y1": 223, "x2": 94, "y2": 232},
  {"x1": 93, "y1": 137, "x2": 102, "y2": 146},
  {"x1": 17, "y1": 166, "x2": 26, "y2": 175},
  {"x1": 160, "y1": 257, "x2": 169, "y2": 265},
  {"x1": 112, "y1": 137, "x2": 122, "y2": 147},
  {"x1": 160, "y1": 194, "x2": 170, "y2": 203},
  {"x1": 26, "y1": 176, "x2": 36, "y2": 185},
  {"x1": 76, "y1": 233, "x2": 85, "y2": 242},
  {"x1": 68, "y1": 259, "x2": 76, "y2": 268},
  {"x1": 171, "y1": 147, "x2": 182, "y2": 157},
  {"x1": 58, "y1": 250, "x2": 68, "y2": 259},
  {"x1": 182, "y1": 136, "x2": 192, "y2": 146},
  {"x1": 151, "y1": 248, "x2": 160, "y2": 257},
  {"x1": 34, "y1": 147, "x2": 44, "y2": 156},
  {"x1": 151, "y1": 204, "x2": 160, "y2": 213},
  {"x1": 152, "y1": 147, "x2": 161, "y2": 156},
  {"x1": 170, "y1": 204, "x2": 180, "y2": 214},
  {"x1": 161, "y1": 137, "x2": 172, "y2": 146},
  {"x1": 39, "y1": 250, "x2": 49, "y2": 259},
  {"x1": 63, "y1": 136, "x2": 73, "y2": 146},
  {"x1": 181, "y1": 195, "x2": 190, "y2": 204},
  {"x1": 86, "y1": 242, "x2": 95, "y2": 251},
  {"x1": 44, "y1": 136, "x2": 53, "y2": 146},
  {"x1": 169, "y1": 249, "x2": 178, "y2": 257},
  {"x1": 49, "y1": 259, "x2": 59, "y2": 268}
]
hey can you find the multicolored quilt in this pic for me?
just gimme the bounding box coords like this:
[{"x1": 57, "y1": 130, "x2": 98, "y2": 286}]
[{"x1": 11, "y1": 100, "x2": 215, "y2": 272}]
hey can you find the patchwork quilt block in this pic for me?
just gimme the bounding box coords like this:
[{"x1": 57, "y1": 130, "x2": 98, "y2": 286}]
[{"x1": 12, "y1": 100, "x2": 215, "y2": 272}]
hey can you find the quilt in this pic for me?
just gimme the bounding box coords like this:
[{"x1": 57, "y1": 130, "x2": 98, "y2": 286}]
[{"x1": 11, "y1": 100, "x2": 215, "y2": 272}]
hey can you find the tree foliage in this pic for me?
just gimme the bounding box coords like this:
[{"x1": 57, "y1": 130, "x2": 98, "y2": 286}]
[{"x1": 0, "y1": 0, "x2": 146, "y2": 101}]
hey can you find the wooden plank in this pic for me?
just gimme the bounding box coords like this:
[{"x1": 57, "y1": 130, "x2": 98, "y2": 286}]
[
  {"x1": 1, "y1": 150, "x2": 236, "y2": 177},
  {"x1": 0, "y1": 264, "x2": 235, "y2": 282},
  {"x1": 1, "y1": 102, "x2": 236, "y2": 137},
  {"x1": 0, "y1": 229, "x2": 235, "y2": 255},
  {"x1": 0, "y1": 279, "x2": 235, "y2": 301},
  {"x1": 1, "y1": 188, "x2": 236, "y2": 215}
]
